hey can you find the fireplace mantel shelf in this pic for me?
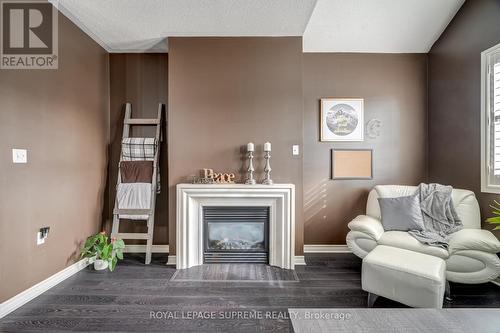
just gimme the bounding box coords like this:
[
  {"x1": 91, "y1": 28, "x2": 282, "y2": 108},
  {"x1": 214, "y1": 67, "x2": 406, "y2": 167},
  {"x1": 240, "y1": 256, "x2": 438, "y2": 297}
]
[
  {"x1": 176, "y1": 183, "x2": 296, "y2": 270},
  {"x1": 177, "y1": 183, "x2": 295, "y2": 189}
]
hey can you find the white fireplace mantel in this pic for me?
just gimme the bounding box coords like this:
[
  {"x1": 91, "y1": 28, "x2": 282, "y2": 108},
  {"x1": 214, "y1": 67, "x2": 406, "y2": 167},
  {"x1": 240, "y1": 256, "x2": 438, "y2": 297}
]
[{"x1": 176, "y1": 183, "x2": 295, "y2": 270}]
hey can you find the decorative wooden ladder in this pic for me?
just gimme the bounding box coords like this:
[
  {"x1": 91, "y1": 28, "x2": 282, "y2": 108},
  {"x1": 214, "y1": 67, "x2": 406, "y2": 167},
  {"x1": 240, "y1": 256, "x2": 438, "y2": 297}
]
[{"x1": 111, "y1": 103, "x2": 163, "y2": 265}]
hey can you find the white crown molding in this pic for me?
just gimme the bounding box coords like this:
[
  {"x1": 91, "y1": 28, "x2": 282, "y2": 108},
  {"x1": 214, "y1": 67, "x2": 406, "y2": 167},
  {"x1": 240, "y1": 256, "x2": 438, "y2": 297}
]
[
  {"x1": 303, "y1": 244, "x2": 351, "y2": 253},
  {"x1": 124, "y1": 245, "x2": 169, "y2": 253},
  {"x1": 0, "y1": 258, "x2": 90, "y2": 318}
]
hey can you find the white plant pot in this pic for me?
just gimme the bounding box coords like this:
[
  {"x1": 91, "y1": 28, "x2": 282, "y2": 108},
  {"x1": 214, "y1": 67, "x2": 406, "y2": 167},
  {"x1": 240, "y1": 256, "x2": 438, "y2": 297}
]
[{"x1": 94, "y1": 259, "x2": 108, "y2": 271}]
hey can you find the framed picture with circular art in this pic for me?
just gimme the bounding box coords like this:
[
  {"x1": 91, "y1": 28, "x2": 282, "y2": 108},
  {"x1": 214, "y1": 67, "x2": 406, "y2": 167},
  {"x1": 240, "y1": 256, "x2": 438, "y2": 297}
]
[{"x1": 320, "y1": 98, "x2": 364, "y2": 141}]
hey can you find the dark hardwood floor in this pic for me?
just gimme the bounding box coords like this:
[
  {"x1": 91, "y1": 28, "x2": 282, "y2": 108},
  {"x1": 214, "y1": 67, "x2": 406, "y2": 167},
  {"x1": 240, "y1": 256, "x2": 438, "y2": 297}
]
[{"x1": 1, "y1": 253, "x2": 499, "y2": 332}]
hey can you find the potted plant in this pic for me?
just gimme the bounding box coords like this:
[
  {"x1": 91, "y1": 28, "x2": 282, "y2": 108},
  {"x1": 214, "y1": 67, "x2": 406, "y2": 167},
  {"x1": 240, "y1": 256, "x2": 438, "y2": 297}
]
[
  {"x1": 80, "y1": 231, "x2": 125, "y2": 271},
  {"x1": 486, "y1": 200, "x2": 500, "y2": 230}
]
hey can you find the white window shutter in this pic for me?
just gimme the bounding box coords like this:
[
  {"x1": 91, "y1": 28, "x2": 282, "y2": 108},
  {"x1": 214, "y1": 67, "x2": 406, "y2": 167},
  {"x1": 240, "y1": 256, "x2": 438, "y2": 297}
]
[
  {"x1": 481, "y1": 43, "x2": 500, "y2": 193},
  {"x1": 494, "y1": 62, "x2": 500, "y2": 175}
]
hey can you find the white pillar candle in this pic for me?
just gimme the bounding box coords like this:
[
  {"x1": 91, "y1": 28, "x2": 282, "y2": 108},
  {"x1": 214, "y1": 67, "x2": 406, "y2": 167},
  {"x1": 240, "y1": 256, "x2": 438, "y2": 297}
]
[
  {"x1": 264, "y1": 142, "x2": 271, "y2": 152},
  {"x1": 247, "y1": 142, "x2": 254, "y2": 152}
]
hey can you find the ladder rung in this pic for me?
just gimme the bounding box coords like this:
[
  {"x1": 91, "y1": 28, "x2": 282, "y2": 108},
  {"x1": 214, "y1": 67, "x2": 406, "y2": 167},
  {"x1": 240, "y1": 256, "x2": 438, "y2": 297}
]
[
  {"x1": 114, "y1": 209, "x2": 151, "y2": 215},
  {"x1": 116, "y1": 233, "x2": 151, "y2": 240},
  {"x1": 125, "y1": 118, "x2": 160, "y2": 125}
]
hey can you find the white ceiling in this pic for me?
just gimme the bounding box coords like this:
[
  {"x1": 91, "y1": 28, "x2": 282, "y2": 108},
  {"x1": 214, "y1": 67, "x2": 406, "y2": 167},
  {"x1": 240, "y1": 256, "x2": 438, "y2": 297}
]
[
  {"x1": 303, "y1": 0, "x2": 465, "y2": 53},
  {"x1": 50, "y1": 0, "x2": 464, "y2": 53},
  {"x1": 50, "y1": 0, "x2": 317, "y2": 52}
]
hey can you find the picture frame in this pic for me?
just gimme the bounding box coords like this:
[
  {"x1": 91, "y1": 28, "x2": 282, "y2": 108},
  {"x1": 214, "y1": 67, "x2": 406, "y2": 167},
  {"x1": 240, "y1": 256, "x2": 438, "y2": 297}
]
[
  {"x1": 331, "y1": 149, "x2": 373, "y2": 180},
  {"x1": 320, "y1": 98, "x2": 364, "y2": 141}
]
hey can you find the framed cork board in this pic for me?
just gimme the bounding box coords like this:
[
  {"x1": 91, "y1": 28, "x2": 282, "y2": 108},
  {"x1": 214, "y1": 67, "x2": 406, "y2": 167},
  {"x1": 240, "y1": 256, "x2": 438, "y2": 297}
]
[{"x1": 331, "y1": 149, "x2": 373, "y2": 180}]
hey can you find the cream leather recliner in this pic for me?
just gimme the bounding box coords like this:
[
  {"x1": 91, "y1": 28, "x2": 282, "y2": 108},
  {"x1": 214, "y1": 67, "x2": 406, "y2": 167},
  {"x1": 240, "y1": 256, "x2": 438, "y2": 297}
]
[{"x1": 346, "y1": 185, "x2": 500, "y2": 284}]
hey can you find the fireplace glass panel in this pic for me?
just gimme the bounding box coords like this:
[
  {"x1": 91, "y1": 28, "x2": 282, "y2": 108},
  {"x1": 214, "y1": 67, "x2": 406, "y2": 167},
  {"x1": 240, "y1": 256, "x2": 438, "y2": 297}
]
[
  {"x1": 206, "y1": 222, "x2": 265, "y2": 251},
  {"x1": 203, "y1": 206, "x2": 269, "y2": 263}
]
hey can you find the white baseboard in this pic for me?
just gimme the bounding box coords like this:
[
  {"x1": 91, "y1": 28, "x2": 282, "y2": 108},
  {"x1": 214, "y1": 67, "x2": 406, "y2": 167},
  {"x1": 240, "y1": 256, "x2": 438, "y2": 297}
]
[
  {"x1": 0, "y1": 258, "x2": 90, "y2": 319},
  {"x1": 123, "y1": 244, "x2": 169, "y2": 253},
  {"x1": 294, "y1": 256, "x2": 306, "y2": 266},
  {"x1": 166, "y1": 255, "x2": 176, "y2": 266},
  {"x1": 303, "y1": 244, "x2": 351, "y2": 253}
]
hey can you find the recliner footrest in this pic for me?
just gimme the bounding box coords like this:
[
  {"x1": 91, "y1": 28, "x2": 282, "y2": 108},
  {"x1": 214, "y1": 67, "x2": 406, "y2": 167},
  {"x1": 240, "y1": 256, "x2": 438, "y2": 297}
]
[{"x1": 362, "y1": 245, "x2": 446, "y2": 308}]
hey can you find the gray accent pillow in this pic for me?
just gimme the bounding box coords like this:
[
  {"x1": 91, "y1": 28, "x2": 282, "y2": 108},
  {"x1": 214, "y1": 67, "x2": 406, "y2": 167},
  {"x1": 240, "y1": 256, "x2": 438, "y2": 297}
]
[{"x1": 377, "y1": 194, "x2": 425, "y2": 231}]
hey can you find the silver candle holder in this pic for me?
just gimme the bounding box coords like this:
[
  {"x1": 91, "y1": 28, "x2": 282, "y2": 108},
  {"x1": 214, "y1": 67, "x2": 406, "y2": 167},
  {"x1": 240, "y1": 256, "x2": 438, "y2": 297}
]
[
  {"x1": 245, "y1": 143, "x2": 256, "y2": 185},
  {"x1": 262, "y1": 142, "x2": 273, "y2": 185}
]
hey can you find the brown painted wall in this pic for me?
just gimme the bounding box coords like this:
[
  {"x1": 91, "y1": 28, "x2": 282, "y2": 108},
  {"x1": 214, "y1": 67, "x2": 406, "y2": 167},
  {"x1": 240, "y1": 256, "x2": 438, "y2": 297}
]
[
  {"x1": 0, "y1": 14, "x2": 109, "y2": 302},
  {"x1": 428, "y1": 0, "x2": 500, "y2": 232},
  {"x1": 168, "y1": 37, "x2": 304, "y2": 255},
  {"x1": 303, "y1": 53, "x2": 428, "y2": 244},
  {"x1": 107, "y1": 54, "x2": 168, "y2": 244}
]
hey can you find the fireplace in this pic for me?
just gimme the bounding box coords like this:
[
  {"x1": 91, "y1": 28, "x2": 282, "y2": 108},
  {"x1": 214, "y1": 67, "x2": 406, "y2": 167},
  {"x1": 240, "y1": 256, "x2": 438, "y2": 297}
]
[
  {"x1": 176, "y1": 183, "x2": 295, "y2": 269},
  {"x1": 203, "y1": 206, "x2": 269, "y2": 264}
]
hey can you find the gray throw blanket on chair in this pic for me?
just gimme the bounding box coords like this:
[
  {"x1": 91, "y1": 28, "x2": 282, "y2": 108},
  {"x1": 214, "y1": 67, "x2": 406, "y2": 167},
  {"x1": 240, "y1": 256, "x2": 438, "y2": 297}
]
[{"x1": 408, "y1": 183, "x2": 463, "y2": 249}]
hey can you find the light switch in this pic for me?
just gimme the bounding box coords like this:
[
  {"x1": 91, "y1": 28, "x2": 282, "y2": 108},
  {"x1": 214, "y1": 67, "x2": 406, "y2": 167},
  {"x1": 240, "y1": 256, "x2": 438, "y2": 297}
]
[
  {"x1": 292, "y1": 145, "x2": 300, "y2": 156},
  {"x1": 37, "y1": 227, "x2": 50, "y2": 245},
  {"x1": 12, "y1": 149, "x2": 27, "y2": 163},
  {"x1": 37, "y1": 232, "x2": 45, "y2": 245}
]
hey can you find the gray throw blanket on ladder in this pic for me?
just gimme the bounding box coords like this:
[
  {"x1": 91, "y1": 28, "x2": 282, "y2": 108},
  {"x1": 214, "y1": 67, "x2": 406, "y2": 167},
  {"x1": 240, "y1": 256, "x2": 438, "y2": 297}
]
[{"x1": 408, "y1": 183, "x2": 463, "y2": 249}]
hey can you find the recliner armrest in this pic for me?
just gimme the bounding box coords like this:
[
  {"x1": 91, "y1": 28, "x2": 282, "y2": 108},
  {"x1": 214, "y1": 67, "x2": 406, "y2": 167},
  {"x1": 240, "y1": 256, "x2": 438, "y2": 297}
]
[
  {"x1": 448, "y1": 229, "x2": 500, "y2": 255},
  {"x1": 347, "y1": 215, "x2": 384, "y2": 241}
]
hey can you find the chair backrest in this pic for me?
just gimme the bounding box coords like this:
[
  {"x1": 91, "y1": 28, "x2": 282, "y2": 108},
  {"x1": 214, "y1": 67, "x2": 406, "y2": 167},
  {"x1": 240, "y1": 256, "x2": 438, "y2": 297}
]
[{"x1": 366, "y1": 185, "x2": 481, "y2": 229}]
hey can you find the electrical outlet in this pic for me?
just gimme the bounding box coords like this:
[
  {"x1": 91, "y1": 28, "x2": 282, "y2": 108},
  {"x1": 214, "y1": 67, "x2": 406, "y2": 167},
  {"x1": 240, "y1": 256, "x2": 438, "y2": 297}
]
[
  {"x1": 292, "y1": 145, "x2": 300, "y2": 156},
  {"x1": 12, "y1": 148, "x2": 27, "y2": 163},
  {"x1": 37, "y1": 227, "x2": 50, "y2": 245}
]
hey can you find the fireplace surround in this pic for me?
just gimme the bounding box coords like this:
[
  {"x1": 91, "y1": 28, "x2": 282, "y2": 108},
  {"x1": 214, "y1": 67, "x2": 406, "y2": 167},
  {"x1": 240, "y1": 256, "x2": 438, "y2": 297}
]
[{"x1": 176, "y1": 183, "x2": 295, "y2": 269}]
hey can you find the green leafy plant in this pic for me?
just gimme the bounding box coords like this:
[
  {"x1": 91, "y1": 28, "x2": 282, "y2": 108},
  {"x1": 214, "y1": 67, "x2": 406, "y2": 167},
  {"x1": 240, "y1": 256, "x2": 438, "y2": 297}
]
[
  {"x1": 80, "y1": 231, "x2": 125, "y2": 271},
  {"x1": 486, "y1": 200, "x2": 500, "y2": 230}
]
